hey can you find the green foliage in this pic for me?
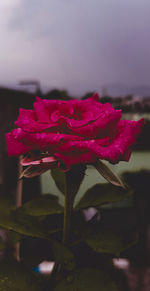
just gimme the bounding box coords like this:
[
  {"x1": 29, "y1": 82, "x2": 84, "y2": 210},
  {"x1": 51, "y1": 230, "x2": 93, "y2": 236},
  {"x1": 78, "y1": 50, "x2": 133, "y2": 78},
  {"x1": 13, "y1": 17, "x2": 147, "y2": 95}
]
[
  {"x1": 0, "y1": 194, "x2": 76, "y2": 271},
  {"x1": 51, "y1": 168, "x2": 66, "y2": 194},
  {"x1": 17, "y1": 194, "x2": 63, "y2": 216},
  {"x1": 45, "y1": 89, "x2": 71, "y2": 100},
  {"x1": 51, "y1": 165, "x2": 86, "y2": 203},
  {"x1": 54, "y1": 268, "x2": 119, "y2": 291},
  {"x1": 0, "y1": 258, "x2": 41, "y2": 291},
  {"x1": 73, "y1": 205, "x2": 138, "y2": 257},
  {"x1": 0, "y1": 194, "x2": 58, "y2": 240},
  {"x1": 7, "y1": 231, "x2": 24, "y2": 245},
  {"x1": 85, "y1": 229, "x2": 138, "y2": 257},
  {"x1": 76, "y1": 183, "x2": 133, "y2": 210},
  {"x1": 0, "y1": 163, "x2": 140, "y2": 290},
  {"x1": 51, "y1": 240, "x2": 75, "y2": 271}
]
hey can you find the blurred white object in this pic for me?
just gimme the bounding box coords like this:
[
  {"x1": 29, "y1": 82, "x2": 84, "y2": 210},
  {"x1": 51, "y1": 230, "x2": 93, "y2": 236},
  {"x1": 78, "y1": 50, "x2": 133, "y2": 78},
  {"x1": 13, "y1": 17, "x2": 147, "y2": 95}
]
[
  {"x1": 82, "y1": 207, "x2": 101, "y2": 222},
  {"x1": 113, "y1": 258, "x2": 130, "y2": 270},
  {"x1": 38, "y1": 261, "x2": 55, "y2": 274}
]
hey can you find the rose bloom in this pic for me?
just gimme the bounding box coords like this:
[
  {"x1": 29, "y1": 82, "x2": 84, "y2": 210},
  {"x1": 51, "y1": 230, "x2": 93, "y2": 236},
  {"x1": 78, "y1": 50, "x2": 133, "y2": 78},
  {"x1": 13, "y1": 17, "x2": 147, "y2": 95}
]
[{"x1": 6, "y1": 94, "x2": 144, "y2": 171}]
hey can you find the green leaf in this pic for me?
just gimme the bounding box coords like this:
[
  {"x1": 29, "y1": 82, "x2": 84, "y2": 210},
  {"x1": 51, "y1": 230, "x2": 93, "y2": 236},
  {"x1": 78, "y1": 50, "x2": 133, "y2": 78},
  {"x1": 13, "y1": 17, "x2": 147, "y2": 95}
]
[
  {"x1": 85, "y1": 229, "x2": 138, "y2": 257},
  {"x1": 0, "y1": 195, "x2": 74, "y2": 270},
  {"x1": 7, "y1": 231, "x2": 23, "y2": 244},
  {"x1": 0, "y1": 258, "x2": 41, "y2": 291},
  {"x1": 76, "y1": 183, "x2": 133, "y2": 210},
  {"x1": 0, "y1": 194, "x2": 59, "y2": 239},
  {"x1": 54, "y1": 268, "x2": 119, "y2": 291},
  {"x1": 51, "y1": 165, "x2": 86, "y2": 201},
  {"x1": 12, "y1": 211, "x2": 58, "y2": 239},
  {"x1": 51, "y1": 240, "x2": 75, "y2": 271},
  {"x1": 17, "y1": 194, "x2": 63, "y2": 216},
  {"x1": 51, "y1": 168, "x2": 66, "y2": 194},
  {"x1": 94, "y1": 160, "x2": 125, "y2": 188}
]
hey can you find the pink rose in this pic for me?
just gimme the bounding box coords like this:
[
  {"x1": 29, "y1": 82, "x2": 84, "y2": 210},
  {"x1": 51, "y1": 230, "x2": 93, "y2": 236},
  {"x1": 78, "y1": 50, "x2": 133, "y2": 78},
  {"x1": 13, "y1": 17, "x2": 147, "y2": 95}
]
[{"x1": 6, "y1": 94, "x2": 144, "y2": 170}]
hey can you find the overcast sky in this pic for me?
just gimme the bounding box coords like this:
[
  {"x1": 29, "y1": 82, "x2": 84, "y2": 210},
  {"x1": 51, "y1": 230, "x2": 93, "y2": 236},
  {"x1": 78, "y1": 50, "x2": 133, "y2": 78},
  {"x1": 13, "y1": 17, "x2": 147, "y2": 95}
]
[{"x1": 0, "y1": 0, "x2": 150, "y2": 96}]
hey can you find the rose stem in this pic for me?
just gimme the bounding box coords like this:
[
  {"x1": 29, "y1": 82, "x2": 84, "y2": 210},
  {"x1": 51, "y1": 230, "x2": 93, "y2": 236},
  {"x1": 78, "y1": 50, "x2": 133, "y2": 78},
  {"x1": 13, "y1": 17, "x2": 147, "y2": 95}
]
[
  {"x1": 14, "y1": 155, "x2": 23, "y2": 261},
  {"x1": 62, "y1": 174, "x2": 73, "y2": 244}
]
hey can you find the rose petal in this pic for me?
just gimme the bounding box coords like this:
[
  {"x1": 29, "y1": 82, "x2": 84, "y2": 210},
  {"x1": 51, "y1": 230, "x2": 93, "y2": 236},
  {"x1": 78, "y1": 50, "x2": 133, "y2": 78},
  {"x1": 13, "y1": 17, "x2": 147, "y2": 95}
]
[
  {"x1": 67, "y1": 105, "x2": 122, "y2": 138},
  {"x1": 6, "y1": 94, "x2": 144, "y2": 170},
  {"x1": 51, "y1": 96, "x2": 102, "y2": 127},
  {"x1": 6, "y1": 130, "x2": 31, "y2": 156},
  {"x1": 34, "y1": 97, "x2": 62, "y2": 122},
  {"x1": 14, "y1": 94, "x2": 105, "y2": 136},
  {"x1": 54, "y1": 119, "x2": 144, "y2": 167},
  {"x1": 88, "y1": 118, "x2": 145, "y2": 163},
  {"x1": 87, "y1": 92, "x2": 100, "y2": 102},
  {"x1": 54, "y1": 140, "x2": 98, "y2": 167},
  {"x1": 9, "y1": 128, "x2": 84, "y2": 154},
  {"x1": 56, "y1": 152, "x2": 95, "y2": 168},
  {"x1": 15, "y1": 108, "x2": 59, "y2": 133}
]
